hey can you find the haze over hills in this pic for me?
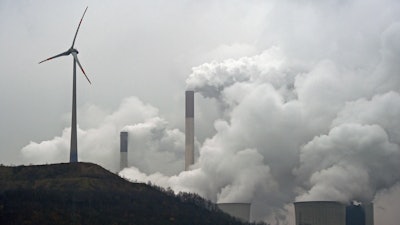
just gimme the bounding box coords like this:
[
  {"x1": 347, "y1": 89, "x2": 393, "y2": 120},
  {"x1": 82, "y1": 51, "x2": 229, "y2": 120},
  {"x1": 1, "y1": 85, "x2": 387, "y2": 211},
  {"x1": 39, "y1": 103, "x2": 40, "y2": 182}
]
[{"x1": 0, "y1": 162, "x2": 265, "y2": 225}]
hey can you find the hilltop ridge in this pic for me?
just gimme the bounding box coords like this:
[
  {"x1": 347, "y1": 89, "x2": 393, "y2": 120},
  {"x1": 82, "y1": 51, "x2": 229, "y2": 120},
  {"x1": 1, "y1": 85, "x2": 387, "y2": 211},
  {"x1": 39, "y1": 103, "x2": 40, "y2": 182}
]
[{"x1": 0, "y1": 162, "x2": 262, "y2": 225}]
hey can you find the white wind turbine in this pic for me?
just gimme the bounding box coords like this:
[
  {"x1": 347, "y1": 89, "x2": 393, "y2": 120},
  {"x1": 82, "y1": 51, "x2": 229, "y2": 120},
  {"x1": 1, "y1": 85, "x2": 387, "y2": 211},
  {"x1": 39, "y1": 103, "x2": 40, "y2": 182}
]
[{"x1": 39, "y1": 7, "x2": 91, "y2": 163}]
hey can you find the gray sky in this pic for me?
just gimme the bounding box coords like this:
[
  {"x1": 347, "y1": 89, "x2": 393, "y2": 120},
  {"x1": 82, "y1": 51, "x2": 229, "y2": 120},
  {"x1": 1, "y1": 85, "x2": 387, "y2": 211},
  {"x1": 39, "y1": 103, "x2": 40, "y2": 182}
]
[
  {"x1": 0, "y1": 0, "x2": 266, "y2": 162},
  {"x1": 2, "y1": 0, "x2": 400, "y2": 224}
]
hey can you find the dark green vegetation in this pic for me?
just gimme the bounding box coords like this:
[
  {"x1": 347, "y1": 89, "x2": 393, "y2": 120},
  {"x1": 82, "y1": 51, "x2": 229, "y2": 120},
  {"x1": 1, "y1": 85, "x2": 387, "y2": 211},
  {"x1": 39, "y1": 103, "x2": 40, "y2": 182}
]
[{"x1": 0, "y1": 162, "x2": 265, "y2": 225}]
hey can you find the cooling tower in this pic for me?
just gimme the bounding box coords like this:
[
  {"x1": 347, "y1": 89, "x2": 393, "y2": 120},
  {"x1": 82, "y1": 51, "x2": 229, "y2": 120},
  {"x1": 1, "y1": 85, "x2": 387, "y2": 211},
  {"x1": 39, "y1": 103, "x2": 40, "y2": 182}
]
[
  {"x1": 294, "y1": 201, "x2": 346, "y2": 225},
  {"x1": 120, "y1": 131, "x2": 128, "y2": 170},
  {"x1": 185, "y1": 90, "x2": 194, "y2": 171},
  {"x1": 217, "y1": 203, "x2": 251, "y2": 222}
]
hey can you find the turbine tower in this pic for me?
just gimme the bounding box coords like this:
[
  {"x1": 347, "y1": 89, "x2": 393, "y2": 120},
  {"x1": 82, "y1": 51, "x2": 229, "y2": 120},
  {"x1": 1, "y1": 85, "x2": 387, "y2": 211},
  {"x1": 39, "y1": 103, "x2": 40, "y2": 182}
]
[{"x1": 39, "y1": 7, "x2": 91, "y2": 163}]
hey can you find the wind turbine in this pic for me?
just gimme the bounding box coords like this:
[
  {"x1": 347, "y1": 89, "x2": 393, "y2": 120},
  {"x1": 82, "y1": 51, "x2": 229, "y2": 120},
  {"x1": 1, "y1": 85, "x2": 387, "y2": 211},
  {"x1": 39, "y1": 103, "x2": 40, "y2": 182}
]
[{"x1": 39, "y1": 7, "x2": 91, "y2": 163}]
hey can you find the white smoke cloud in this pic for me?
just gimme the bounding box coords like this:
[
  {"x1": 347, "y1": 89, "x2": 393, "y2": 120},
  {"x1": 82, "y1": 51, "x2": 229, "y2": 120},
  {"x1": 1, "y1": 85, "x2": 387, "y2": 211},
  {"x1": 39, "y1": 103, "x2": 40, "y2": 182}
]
[
  {"x1": 21, "y1": 96, "x2": 185, "y2": 174},
  {"x1": 295, "y1": 123, "x2": 400, "y2": 202},
  {"x1": 121, "y1": 117, "x2": 185, "y2": 176},
  {"x1": 21, "y1": 130, "x2": 69, "y2": 164},
  {"x1": 120, "y1": 144, "x2": 277, "y2": 205},
  {"x1": 373, "y1": 183, "x2": 400, "y2": 225},
  {"x1": 124, "y1": 3, "x2": 400, "y2": 220}
]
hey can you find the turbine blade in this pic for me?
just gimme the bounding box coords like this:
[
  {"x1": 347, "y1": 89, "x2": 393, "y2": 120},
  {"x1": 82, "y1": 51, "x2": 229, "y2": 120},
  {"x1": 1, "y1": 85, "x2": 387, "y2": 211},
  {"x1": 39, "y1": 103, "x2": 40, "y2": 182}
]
[
  {"x1": 73, "y1": 54, "x2": 91, "y2": 84},
  {"x1": 38, "y1": 51, "x2": 69, "y2": 64},
  {"x1": 71, "y1": 6, "x2": 88, "y2": 48}
]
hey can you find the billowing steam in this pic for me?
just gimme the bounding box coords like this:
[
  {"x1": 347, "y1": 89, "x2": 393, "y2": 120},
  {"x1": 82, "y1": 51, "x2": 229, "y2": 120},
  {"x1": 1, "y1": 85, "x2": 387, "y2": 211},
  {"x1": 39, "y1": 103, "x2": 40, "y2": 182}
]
[
  {"x1": 21, "y1": 97, "x2": 185, "y2": 174},
  {"x1": 20, "y1": 0, "x2": 400, "y2": 224}
]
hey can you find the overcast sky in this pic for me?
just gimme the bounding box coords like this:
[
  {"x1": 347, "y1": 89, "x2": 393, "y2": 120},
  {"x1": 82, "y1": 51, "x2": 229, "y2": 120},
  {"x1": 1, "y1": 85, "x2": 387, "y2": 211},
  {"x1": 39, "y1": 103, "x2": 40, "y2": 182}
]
[
  {"x1": 2, "y1": 0, "x2": 400, "y2": 224},
  {"x1": 0, "y1": 0, "x2": 269, "y2": 162}
]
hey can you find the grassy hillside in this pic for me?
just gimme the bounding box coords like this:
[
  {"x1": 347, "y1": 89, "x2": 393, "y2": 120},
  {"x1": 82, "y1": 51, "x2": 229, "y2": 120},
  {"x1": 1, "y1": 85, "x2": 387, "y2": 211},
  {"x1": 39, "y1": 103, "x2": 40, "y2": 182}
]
[{"x1": 0, "y1": 162, "x2": 265, "y2": 225}]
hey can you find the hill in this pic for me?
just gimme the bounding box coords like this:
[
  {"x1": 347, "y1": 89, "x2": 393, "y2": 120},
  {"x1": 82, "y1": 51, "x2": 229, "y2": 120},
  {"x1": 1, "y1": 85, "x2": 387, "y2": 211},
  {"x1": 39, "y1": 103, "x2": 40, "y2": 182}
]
[{"x1": 0, "y1": 162, "x2": 263, "y2": 225}]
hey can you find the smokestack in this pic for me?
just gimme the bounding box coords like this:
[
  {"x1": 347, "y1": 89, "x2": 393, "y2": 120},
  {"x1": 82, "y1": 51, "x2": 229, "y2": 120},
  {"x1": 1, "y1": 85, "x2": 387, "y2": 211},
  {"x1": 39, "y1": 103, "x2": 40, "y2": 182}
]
[
  {"x1": 120, "y1": 131, "x2": 128, "y2": 170},
  {"x1": 185, "y1": 90, "x2": 194, "y2": 171}
]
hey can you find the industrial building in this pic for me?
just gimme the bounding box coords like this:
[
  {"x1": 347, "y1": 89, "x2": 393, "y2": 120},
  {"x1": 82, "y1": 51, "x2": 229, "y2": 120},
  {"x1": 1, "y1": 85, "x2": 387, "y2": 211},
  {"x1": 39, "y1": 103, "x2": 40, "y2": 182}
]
[
  {"x1": 217, "y1": 203, "x2": 251, "y2": 222},
  {"x1": 294, "y1": 201, "x2": 374, "y2": 225},
  {"x1": 120, "y1": 131, "x2": 128, "y2": 170}
]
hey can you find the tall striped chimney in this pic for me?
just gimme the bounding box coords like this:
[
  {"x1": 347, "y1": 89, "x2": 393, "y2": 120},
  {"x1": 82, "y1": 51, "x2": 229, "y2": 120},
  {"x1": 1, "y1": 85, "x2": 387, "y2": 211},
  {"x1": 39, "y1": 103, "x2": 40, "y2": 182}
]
[
  {"x1": 185, "y1": 90, "x2": 195, "y2": 171},
  {"x1": 120, "y1": 131, "x2": 128, "y2": 170}
]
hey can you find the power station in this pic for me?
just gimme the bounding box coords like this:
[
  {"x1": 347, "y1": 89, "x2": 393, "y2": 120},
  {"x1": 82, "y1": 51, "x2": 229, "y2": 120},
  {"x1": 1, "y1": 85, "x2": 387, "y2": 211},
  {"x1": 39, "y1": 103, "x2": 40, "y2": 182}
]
[
  {"x1": 294, "y1": 201, "x2": 374, "y2": 225},
  {"x1": 114, "y1": 92, "x2": 379, "y2": 225},
  {"x1": 185, "y1": 90, "x2": 195, "y2": 171},
  {"x1": 120, "y1": 131, "x2": 128, "y2": 170}
]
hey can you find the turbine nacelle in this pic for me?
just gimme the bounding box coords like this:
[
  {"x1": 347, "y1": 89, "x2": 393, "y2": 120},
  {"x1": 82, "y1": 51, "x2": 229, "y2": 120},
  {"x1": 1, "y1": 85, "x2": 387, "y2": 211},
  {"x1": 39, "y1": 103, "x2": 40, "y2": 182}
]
[{"x1": 69, "y1": 48, "x2": 79, "y2": 55}]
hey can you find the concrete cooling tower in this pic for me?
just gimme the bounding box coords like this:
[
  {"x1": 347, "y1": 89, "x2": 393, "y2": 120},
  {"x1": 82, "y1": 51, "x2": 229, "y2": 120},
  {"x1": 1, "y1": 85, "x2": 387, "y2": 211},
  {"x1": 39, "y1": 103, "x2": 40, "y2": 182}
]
[
  {"x1": 294, "y1": 201, "x2": 346, "y2": 225},
  {"x1": 294, "y1": 201, "x2": 374, "y2": 225},
  {"x1": 185, "y1": 90, "x2": 194, "y2": 171},
  {"x1": 217, "y1": 203, "x2": 251, "y2": 222},
  {"x1": 120, "y1": 131, "x2": 128, "y2": 170}
]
